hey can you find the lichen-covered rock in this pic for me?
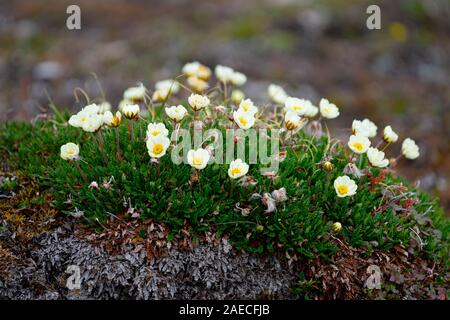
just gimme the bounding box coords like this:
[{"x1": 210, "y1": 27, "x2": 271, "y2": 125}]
[{"x1": 0, "y1": 226, "x2": 298, "y2": 299}]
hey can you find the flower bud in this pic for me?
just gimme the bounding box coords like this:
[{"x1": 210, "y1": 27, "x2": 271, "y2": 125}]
[
  {"x1": 323, "y1": 161, "x2": 334, "y2": 172},
  {"x1": 331, "y1": 222, "x2": 342, "y2": 233}
]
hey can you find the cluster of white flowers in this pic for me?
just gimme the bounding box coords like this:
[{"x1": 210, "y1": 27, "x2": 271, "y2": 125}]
[
  {"x1": 335, "y1": 118, "x2": 420, "y2": 198},
  {"x1": 182, "y1": 61, "x2": 211, "y2": 93},
  {"x1": 215, "y1": 65, "x2": 247, "y2": 86},
  {"x1": 233, "y1": 99, "x2": 258, "y2": 130},
  {"x1": 61, "y1": 61, "x2": 421, "y2": 209},
  {"x1": 146, "y1": 122, "x2": 170, "y2": 158},
  {"x1": 69, "y1": 103, "x2": 112, "y2": 132}
]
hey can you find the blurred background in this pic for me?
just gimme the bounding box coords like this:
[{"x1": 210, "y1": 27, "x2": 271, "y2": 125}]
[{"x1": 0, "y1": 0, "x2": 449, "y2": 212}]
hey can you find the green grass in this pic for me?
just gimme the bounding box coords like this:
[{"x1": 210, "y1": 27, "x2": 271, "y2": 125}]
[{"x1": 1, "y1": 117, "x2": 448, "y2": 265}]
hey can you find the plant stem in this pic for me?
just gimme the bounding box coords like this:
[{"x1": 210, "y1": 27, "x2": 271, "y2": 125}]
[
  {"x1": 74, "y1": 161, "x2": 88, "y2": 183},
  {"x1": 115, "y1": 127, "x2": 122, "y2": 161},
  {"x1": 96, "y1": 131, "x2": 108, "y2": 165}
]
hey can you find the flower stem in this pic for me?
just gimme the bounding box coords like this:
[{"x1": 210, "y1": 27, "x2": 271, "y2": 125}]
[
  {"x1": 74, "y1": 161, "x2": 88, "y2": 183},
  {"x1": 115, "y1": 127, "x2": 122, "y2": 161},
  {"x1": 96, "y1": 131, "x2": 108, "y2": 165}
]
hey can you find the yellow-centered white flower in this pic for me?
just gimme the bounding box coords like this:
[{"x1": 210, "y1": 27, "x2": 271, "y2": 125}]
[
  {"x1": 284, "y1": 97, "x2": 313, "y2": 116},
  {"x1": 187, "y1": 148, "x2": 210, "y2": 170},
  {"x1": 106, "y1": 111, "x2": 122, "y2": 127},
  {"x1": 68, "y1": 111, "x2": 90, "y2": 128},
  {"x1": 334, "y1": 175, "x2": 358, "y2": 198},
  {"x1": 188, "y1": 93, "x2": 210, "y2": 111},
  {"x1": 238, "y1": 98, "x2": 258, "y2": 115},
  {"x1": 285, "y1": 111, "x2": 306, "y2": 131},
  {"x1": 401, "y1": 138, "x2": 420, "y2": 160},
  {"x1": 60, "y1": 142, "x2": 79, "y2": 160},
  {"x1": 352, "y1": 119, "x2": 377, "y2": 138},
  {"x1": 268, "y1": 84, "x2": 288, "y2": 104},
  {"x1": 367, "y1": 147, "x2": 389, "y2": 168},
  {"x1": 383, "y1": 125, "x2": 398, "y2": 143},
  {"x1": 124, "y1": 83, "x2": 146, "y2": 102},
  {"x1": 122, "y1": 104, "x2": 140, "y2": 120},
  {"x1": 233, "y1": 109, "x2": 256, "y2": 130},
  {"x1": 348, "y1": 134, "x2": 371, "y2": 154},
  {"x1": 319, "y1": 98, "x2": 340, "y2": 119},
  {"x1": 146, "y1": 122, "x2": 169, "y2": 139},
  {"x1": 82, "y1": 114, "x2": 103, "y2": 132},
  {"x1": 146, "y1": 136, "x2": 170, "y2": 158},
  {"x1": 228, "y1": 159, "x2": 249, "y2": 179},
  {"x1": 165, "y1": 105, "x2": 187, "y2": 122}
]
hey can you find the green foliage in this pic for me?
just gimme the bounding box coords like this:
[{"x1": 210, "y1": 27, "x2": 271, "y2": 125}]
[{"x1": 1, "y1": 119, "x2": 449, "y2": 264}]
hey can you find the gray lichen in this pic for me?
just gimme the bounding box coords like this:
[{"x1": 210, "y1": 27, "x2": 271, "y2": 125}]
[{"x1": 0, "y1": 226, "x2": 298, "y2": 299}]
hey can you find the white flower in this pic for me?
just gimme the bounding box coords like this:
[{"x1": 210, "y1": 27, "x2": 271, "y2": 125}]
[
  {"x1": 182, "y1": 61, "x2": 201, "y2": 76},
  {"x1": 68, "y1": 112, "x2": 90, "y2": 128},
  {"x1": 124, "y1": 83, "x2": 146, "y2": 102},
  {"x1": 155, "y1": 79, "x2": 179, "y2": 94},
  {"x1": 230, "y1": 71, "x2": 247, "y2": 86},
  {"x1": 109, "y1": 111, "x2": 122, "y2": 127},
  {"x1": 352, "y1": 119, "x2": 377, "y2": 138},
  {"x1": 228, "y1": 159, "x2": 249, "y2": 179},
  {"x1": 97, "y1": 101, "x2": 111, "y2": 114},
  {"x1": 82, "y1": 114, "x2": 103, "y2": 132},
  {"x1": 383, "y1": 125, "x2": 399, "y2": 143},
  {"x1": 146, "y1": 136, "x2": 170, "y2": 158},
  {"x1": 305, "y1": 104, "x2": 319, "y2": 118},
  {"x1": 285, "y1": 111, "x2": 305, "y2": 131},
  {"x1": 284, "y1": 97, "x2": 313, "y2": 116},
  {"x1": 187, "y1": 76, "x2": 209, "y2": 92},
  {"x1": 348, "y1": 134, "x2": 371, "y2": 154},
  {"x1": 215, "y1": 65, "x2": 235, "y2": 83},
  {"x1": 146, "y1": 122, "x2": 169, "y2": 139},
  {"x1": 233, "y1": 109, "x2": 255, "y2": 130},
  {"x1": 182, "y1": 61, "x2": 211, "y2": 80},
  {"x1": 152, "y1": 89, "x2": 170, "y2": 102},
  {"x1": 231, "y1": 90, "x2": 245, "y2": 104},
  {"x1": 334, "y1": 175, "x2": 358, "y2": 198},
  {"x1": 118, "y1": 99, "x2": 133, "y2": 112},
  {"x1": 122, "y1": 104, "x2": 140, "y2": 120},
  {"x1": 188, "y1": 93, "x2": 210, "y2": 111},
  {"x1": 238, "y1": 98, "x2": 258, "y2": 115},
  {"x1": 367, "y1": 147, "x2": 389, "y2": 168},
  {"x1": 102, "y1": 111, "x2": 113, "y2": 126},
  {"x1": 81, "y1": 103, "x2": 100, "y2": 115},
  {"x1": 165, "y1": 105, "x2": 187, "y2": 122},
  {"x1": 60, "y1": 142, "x2": 79, "y2": 160},
  {"x1": 268, "y1": 84, "x2": 288, "y2": 104},
  {"x1": 319, "y1": 98, "x2": 340, "y2": 119},
  {"x1": 402, "y1": 138, "x2": 420, "y2": 160},
  {"x1": 187, "y1": 148, "x2": 210, "y2": 170}
]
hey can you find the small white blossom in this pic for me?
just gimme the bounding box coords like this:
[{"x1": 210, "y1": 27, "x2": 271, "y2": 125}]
[{"x1": 334, "y1": 175, "x2": 358, "y2": 197}]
